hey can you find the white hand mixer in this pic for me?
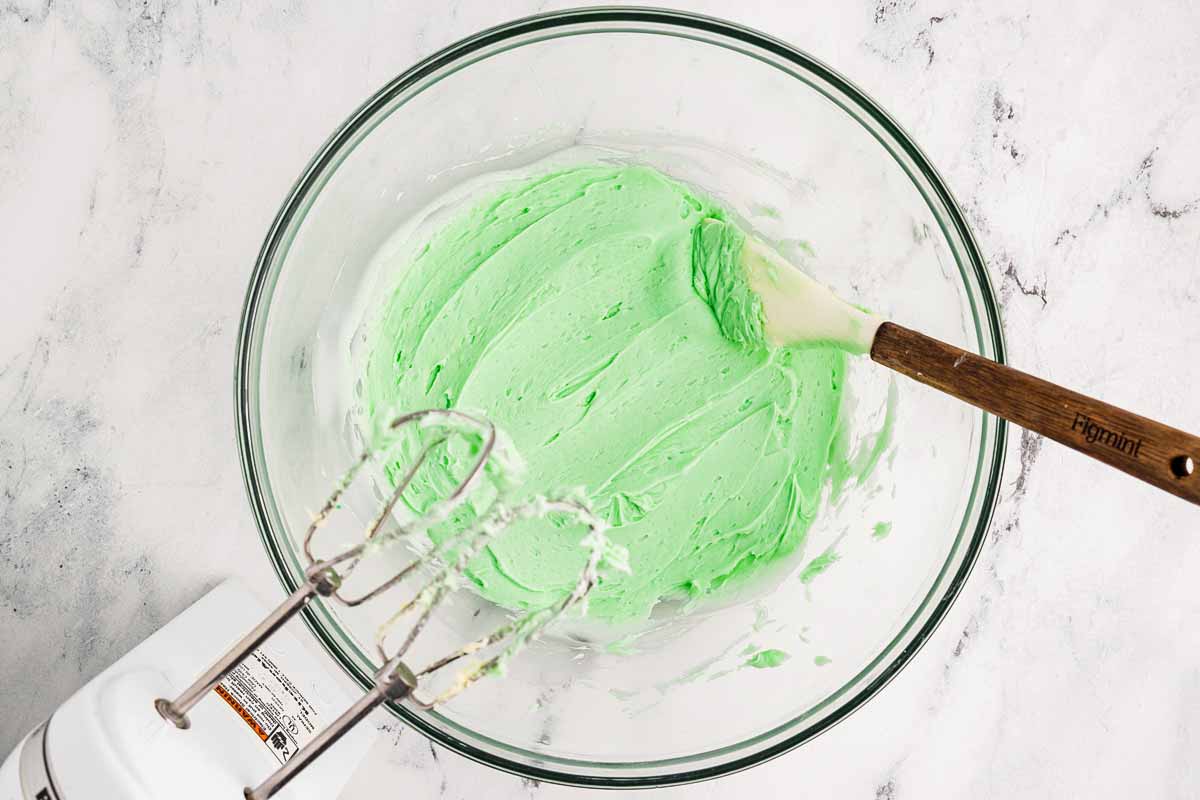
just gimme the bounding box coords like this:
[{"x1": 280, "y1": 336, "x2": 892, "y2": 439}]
[{"x1": 1, "y1": 409, "x2": 628, "y2": 800}]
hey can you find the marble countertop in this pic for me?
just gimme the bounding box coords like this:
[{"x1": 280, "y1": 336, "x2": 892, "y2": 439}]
[{"x1": 3, "y1": 1, "x2": 1199, "y2": 797}]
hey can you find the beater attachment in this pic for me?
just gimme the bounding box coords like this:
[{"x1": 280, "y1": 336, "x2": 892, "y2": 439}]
[{"x1": 153, "y1": 409, "x2": 628, "y2": 800}]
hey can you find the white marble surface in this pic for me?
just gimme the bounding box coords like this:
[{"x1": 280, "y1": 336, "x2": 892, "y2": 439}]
[{"x1": 2, "y1": 1, "x2": 1199, "y2": 797}]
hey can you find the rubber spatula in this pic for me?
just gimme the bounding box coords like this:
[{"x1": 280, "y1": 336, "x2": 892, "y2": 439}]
[{"x1": 737, "y1": 233, "x2": 1200, "y2": 506}]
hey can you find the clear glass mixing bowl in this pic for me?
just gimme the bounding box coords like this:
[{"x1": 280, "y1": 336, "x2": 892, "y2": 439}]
[{"x1": 235, "y1": 8, "x2": 1006, "y2": 788}]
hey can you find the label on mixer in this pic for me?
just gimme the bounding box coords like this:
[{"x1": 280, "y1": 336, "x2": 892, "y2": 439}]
[{"x1": 214, "y1": 645, "x2": 323, "y2": 765}]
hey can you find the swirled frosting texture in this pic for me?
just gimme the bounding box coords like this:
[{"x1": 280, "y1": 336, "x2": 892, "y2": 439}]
[{"x1": 362, "y1": 165, "x2": 845, "y2": 621}]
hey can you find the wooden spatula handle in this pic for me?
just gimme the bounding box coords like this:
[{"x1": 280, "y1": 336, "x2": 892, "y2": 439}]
[{"x1": 870, "y1": 322, "x2": 1200, "y2": 506}]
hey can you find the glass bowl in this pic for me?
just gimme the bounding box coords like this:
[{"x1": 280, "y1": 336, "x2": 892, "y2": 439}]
[{"x1": 235, "y1": 7, "x2": 1005, "y2": 788}]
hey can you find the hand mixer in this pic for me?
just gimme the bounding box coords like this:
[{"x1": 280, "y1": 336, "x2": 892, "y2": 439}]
[{"x1": 1, "y1": 409, "x2": 628, "y2": 800}]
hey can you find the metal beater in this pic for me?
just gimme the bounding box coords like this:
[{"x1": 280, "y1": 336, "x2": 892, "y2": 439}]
[{"x1": 154, "y1": 409, "x2": 628, "y2": 800}]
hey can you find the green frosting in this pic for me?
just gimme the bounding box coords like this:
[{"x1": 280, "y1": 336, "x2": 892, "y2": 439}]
[
  {"x1": 744, "y1": 649, "x2": 791, "y2": 669},
  {"x1": 362, "y1": 165, "x2": 846, "y2": 622},
  {"x1": 798, "y1": 546, "x2": 841, "y2": 585},
  {"x1": 690, "y1": 217, "x2": 765, "y2": 347}
]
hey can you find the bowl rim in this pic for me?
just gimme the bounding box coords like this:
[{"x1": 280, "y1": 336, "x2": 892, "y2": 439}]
[{"x1": 235, "y1": 6, "x2": 1007, "y2": 788}]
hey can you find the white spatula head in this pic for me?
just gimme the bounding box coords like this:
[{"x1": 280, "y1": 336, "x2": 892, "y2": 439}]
[
  {"x1": 741, "y1": 234, "x2": 883, "y2": 354},
  {"x1": 691, "y1": 217, "x2": 883, "y2": 354}
]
